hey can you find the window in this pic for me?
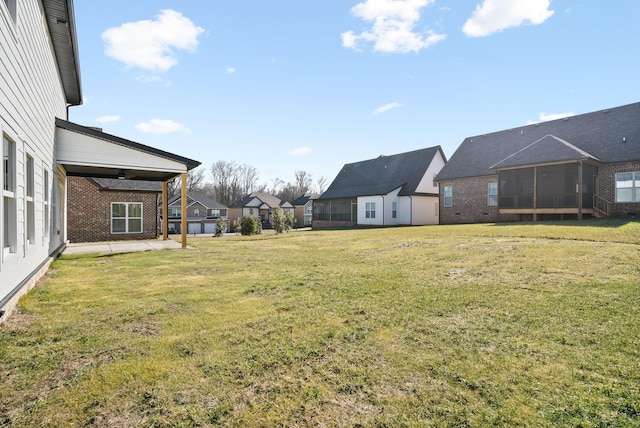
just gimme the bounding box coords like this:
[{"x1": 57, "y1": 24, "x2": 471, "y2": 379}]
[
  {"x1": 443, "y1": 185, "x2": 453, "y2": 207},
  {"x1": 170, "y1": 208, "x2": 180, "y2": 217},
  {"x1": 3, "y1": 136, "x2": 16, "y2": 254},
  {"x1": 193, "y1": 208, "x2": 200, "y2": 217},
  {"x1": 210, "y1": 209, "x2": 220, "y2": 218},
  {"x1": 487, "y1": 182, "x2": 498, "y2": 207},
  {"x1": 2, "y1": 0, "x2": 16, "y2": 23},
  {"x1": 26, "y1": 154, "x2": 35, "y2": 245},
  {"x1": 365, "y1": 202, "x2": 376, "y2": 219},
  {"x1": 43, "y1": 168, "x2": 49, "y2": 237},
  {"x1": 615, "y1": 172, "x2": 640, "y2": 203},
  {"x1": 391, "y1": 201, "x2": 397, "y2": 219},
  {"x1": 111, "y1": 202, "x2": 143, "y2": 234}
]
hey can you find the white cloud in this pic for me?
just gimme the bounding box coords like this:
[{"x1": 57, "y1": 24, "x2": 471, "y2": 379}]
[
  {"x1": 289, "y1": 146, "x2": 312, "y2": 156},
  {"x1": 463, "y1": 0, "x2": 554, "y2": 37},
  {"x1": 102, "y1": 9, "x2": 204, "y2": 72},
  {"x1": 526, "y1": 111, "x2": 575, "y2": 125},
  {"x1": 95, "y1": 115, "x2": 121, "y2": 123},
  {"x1": 226, "y1": 66, "x2": 236, "y2": 74},
  {"x1": 373, "y1": 102, "x2": 403, "y2": 115},
  {"x1": 135, "y1": 73, "x2": 167, "y2": 84},
  {"x1": 342, "y1": 0, "x2": 446, "y2": 53},
  {"x1": 136, "y1": 119, "x2": 191, "y2": 135}
]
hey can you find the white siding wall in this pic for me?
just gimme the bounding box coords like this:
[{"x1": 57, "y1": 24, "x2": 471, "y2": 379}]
[
  {"x1": 415, "y1": 150, "x2": 446, "y2": 194},
  {"x1": 357, "y1": 195, "x2": 384, "y2": 226},
  {"x1": 411, "y1": 196, "x2": 439, "y2": 225},
  {"x1": 398, "y1": 197, "x2": 412, "y2": 225},
  {"x1": 1, "y1": 0, "x2": 69, "y2": 312}
]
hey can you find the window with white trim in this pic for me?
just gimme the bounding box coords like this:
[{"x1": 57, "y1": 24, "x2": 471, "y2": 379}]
[
  {"x1": 170, "y1": 208, "x2": 180, "y2": 217},
  {"x1": 193, "y1": 208, "x2": 200, "y2": 217},
  {"x1": 615, "y1": 172, "x2": 640, "y2": 203},
  {"x1": 487, "y1": 182, "x2": 498, "y2": 207},
  {"x1": 391, "y1": 201, "x2": 397, "y2": 219},
  {"x1": 443, "y1": 185, "x2": 453, "y2": 207},
  {"x1": 111, "y1": 202, "x2": 143, "y2": 234},
  {"x1": 210, "y1": 209, "x2": 220, "y2": 218},
  {"x1": 365, "y1": 202, "x2": 376, "y2": 219},
  {"x1": 3, "y1": 135, "x2": 16, "y2": 254},
  {"x1": 43, "y1": 168, "x2": 49, "y2": 237},
  {"x1": 26, "y1": 154, "x2": 35, "y2": 245}
]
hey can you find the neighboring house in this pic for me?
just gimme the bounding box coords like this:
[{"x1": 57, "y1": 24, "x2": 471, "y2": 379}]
[
  {"x1": 435, "y1": 102, "x2": 640, "y2": 224},
  {"x1": 291, "y1": 194, "x2": 317, "y2": 228},
  {"x1": 313, "y1": 146, "x2": 446, "y2": 228},
  {"x1": 0, "y1": 0, "x2": 199, "y2": 321},
  {"x1": 159, "y1": 192, "x2": 228, "y2": 235},
  {"x1": 228, "y1": 192, "x2": 294, "y2": 228},
  {"x1": 67, "y1": 177, "x2": 162, "y2": 243}
]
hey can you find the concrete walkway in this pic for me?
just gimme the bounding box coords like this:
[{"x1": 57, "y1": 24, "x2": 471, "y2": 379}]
[{"x1": 63, "y1": 239, "x2": 183, "y2": 255}]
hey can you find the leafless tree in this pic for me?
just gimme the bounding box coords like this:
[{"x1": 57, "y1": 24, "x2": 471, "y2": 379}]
[
  {"x1": 316, "y1": 176, "x2": 328, "y2": 194},
  {"x1": 167, "y1": 167, "x2": 207, "y2": 198},
  {"x1": 294, "y1": 170, "x2": 313, "y2": 196},
  {"x1": 209, "y1": 161, "x2": 261, "y2": 206}
]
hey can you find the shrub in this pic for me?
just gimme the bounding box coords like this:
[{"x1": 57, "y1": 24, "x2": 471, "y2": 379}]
[
  {"x1": 240, "y1": 214, "x2": 261, "y2": 236},
  {"x1": 214, "y1": 217, "x2": 227, "y2": 237},
  {"x1": 272, "y1": 207, "x2": 294, "y2": 234}
]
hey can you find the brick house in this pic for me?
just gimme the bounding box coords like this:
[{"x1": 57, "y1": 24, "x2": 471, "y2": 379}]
[
  {"x1": 313, "y1": 146, "x2": 446, "y2": 228},
  {"x1": 435, "y1": 102, "x2": 640, "y2": 224},
  {"x1": 159, "y1": 192, "x2": 228, "y2": 235},
  {"x1": 67, "y1": 177, "x2": 162, "y2": 242},
  {"x1": 0, "y1": 0, "x2": 199, "y2": 322}
]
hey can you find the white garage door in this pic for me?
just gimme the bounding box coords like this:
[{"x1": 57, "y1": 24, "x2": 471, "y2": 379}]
[
  {"x1": 188, "y1": 223, "x2": 201, "y2": 234},
  {"x1": 204, "y1": 223, "x2": 217, "y2": 234}
]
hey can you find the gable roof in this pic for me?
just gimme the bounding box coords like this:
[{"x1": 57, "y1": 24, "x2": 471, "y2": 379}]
[
  {"x1": 167, "y1": 192, "x2": 227, "y2": 209},
  {"x1": 229, "y1": 192, "x2": 282, "y2": 208},
  {"x1": 317, "y1": 146, "x2": 444, "y2": 200},
  {"x1": 436, "y1": 102, "x2": 640, "y2": 181},
  {"x1": 490, "y1": 135, "x2": 599, "y2": 170},
  {"x1": 90, "y1": 178, "x2": 162, "y2": 192}
]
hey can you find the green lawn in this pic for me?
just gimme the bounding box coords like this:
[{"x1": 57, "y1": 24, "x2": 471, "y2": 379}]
[{"x1": 1, "y1": 219, "x2": 640, "y2": 427}]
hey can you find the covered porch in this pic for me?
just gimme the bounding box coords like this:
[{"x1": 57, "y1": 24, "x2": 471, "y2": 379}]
[
  {"x1": 55, "y1": 119, "x2": 200, "y2": 248},
  {"x1": 496, "y1": 162, "x2": 598, "y2": 220}
]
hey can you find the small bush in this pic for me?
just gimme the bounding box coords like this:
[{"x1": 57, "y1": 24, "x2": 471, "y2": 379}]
[
  {"x1": 272, "y1": 207, "x2": 293, "y2": 234},
  {"x1": 214, "y1": 217, "x2": 227, "y2": 237},
  {"x1": 240, "y1": 214, "x2": 261, "y2": 236}
]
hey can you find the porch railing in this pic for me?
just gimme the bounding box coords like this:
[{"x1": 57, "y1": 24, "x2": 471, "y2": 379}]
[{"x1": 593, "y1": 195, "x2": 612, "y2": 217}]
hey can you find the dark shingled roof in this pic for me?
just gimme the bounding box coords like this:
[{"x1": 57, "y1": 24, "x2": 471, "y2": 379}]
[
  {"x1": 290, "y1": 194, "x2": 318, "y2": 206},
  {"x1": 90, "y1": 178, "x2": 162, "y2": 192},
  {"x1": 490, "y1": 135, "x2": 598, "y2": 170},
  {"x1": 228, "y1": 192, "x2": 283, "y2": 208},
  {"x1": 167, "y1": 192, "x2": 228, "y2": 209},
  {"x1": 317, "y1": 146, "x2": 445, "y2": 200},
  {"x1": 436, "y1": 102, "x2": 640, "y2": 180}
]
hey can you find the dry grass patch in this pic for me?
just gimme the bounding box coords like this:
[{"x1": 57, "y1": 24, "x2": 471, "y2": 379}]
[{"x1": 1, "y1": 219, "x2": 639, "y2": 426}]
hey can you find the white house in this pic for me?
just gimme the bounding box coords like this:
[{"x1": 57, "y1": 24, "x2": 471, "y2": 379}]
[
  {"x1": 0, "y1": 0, "x2": 199, "y2": 322},
  {"x1": 313, "y1": 146, "x2": 446, "y2": 228}
]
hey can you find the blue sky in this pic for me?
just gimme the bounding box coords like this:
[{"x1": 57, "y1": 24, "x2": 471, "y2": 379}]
[{"x1": 70, "y1": 0, "x2": 640, "y2": 191}]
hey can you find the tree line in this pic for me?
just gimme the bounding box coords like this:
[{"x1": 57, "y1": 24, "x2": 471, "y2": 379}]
[{"x1": 167, "y1": 160, "x2": 328, "y2": 206}]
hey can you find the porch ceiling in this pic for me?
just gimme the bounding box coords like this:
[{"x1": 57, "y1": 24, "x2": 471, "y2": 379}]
[{"x1": 55, "y1": 119, "x2": 200, "y2": 181}]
